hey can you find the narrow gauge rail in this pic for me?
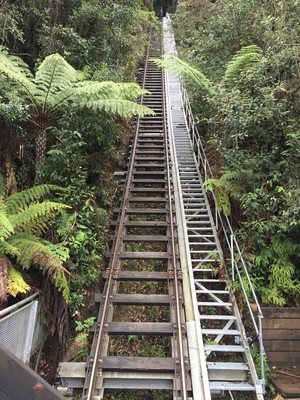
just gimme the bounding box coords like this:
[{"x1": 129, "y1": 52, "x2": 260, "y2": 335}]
[{"x1": 82, "y1": 29, "x2": 191, "y2": 400}]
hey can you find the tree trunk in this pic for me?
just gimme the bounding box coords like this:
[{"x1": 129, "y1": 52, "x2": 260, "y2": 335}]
[
  {"x1": 0, "y1": 256, "x2": 10, "y2": 310},
  {"x1": 35, "y1": 123, "x2": 48, "y2": 183},
  {"x1": 3, "y1": 150, "x2": 18, "y2": 195}
]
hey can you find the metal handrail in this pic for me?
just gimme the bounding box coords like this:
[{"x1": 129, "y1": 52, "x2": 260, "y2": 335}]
[
  {"x1": 0, "y1": 292, "x2": 40, "y2": 319},
  {"x1": 180, "y1": 81, "x2": 266, "y2": 390}
]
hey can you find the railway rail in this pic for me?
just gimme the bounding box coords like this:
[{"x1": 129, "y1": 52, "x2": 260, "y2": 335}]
[
  {"x1": 81, "y1": 28, "x2": 191, "y2": 400},
  {"x1": 57, "y1": 18, "x2": 265, "y2": 400}
]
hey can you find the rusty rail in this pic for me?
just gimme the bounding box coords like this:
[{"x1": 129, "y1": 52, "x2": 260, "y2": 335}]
[{"x1": 82, "y1": 28, "x2": 190, "y2": 400}]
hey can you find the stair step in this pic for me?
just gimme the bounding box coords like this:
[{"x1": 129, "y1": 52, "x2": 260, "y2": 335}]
[
  {"x1": 209, "y1": 381, "x2": 255, "y2": 391},
  {"x1": 205, "y1": 345, "x2": 245, "y2": 353},
  {"x1": 196, "y1": 290, "x2": 229, "y2": 294},
  {"x1": 194, "y1": 279, "x2": 226, "y2": 283},
  {"x1": 199, "y1": 315, "x2": 236, "y2": 321},
  {"x1": 119, "y1": 251, "x2": 170, "y2": 260},
  {"x1": 95, "y1": 293, "x2": 170, "y2": 306},
  {"x1": 197, "y1": 302, "x2": 232, "y2": 307},
  {"x1": 207, "y1": 362, "x2": 248, "y2": 370},
  {"x1": 202, "y1": 329, "x2": 240, "y2": 335},
  {"x1": 207, "y1": 362, "x2": 249, "y2": 381},
  {"x1": 106, "y1": 322, "x2": 173, "y2": 336}
]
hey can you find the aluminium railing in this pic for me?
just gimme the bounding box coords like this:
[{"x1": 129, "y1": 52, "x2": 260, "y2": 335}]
[{"x1": 180, "y1": 81, "x2": 266, "y2": 393}]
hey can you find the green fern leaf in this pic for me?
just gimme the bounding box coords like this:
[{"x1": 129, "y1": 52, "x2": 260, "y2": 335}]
[
  {"x1": 10, "y1": 201, "x2": 69, "y2": 231},
  {"x1": 0, "y1": 46, "x2": 35, "y2": 100},
  {"x1": 204, "y1": 178, "x2": 231, "y2": 215},
  {"x1": 0, "y1": 241, "x2": 20, "y2": 257},
  {"x1": 5, "y1": 184, "x2": 64, "y2": 214},
  {"x1": 6, "y1": 232, "x2": 70, "y2": 300},
  {"x1": 224, "y1": 45, "x2": 263, "y2": 83},
  {"x1": 151, "y1": 55, "x2": 214, "y2": 95},
  {"x1": 75, "y1": 99, "x2": 155, "y2": 117},
  {"x1": 34, "y1": 53, "x2": 78, "y2": 111},
  {"x1": 0, "y1": 202, "x2": 14, "y2": 241},
  {"x1": 8, "y1": 267, "x2": 30, "y2": 297}
]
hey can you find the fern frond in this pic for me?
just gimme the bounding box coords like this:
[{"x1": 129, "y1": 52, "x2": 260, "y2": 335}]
[
  {"x1": 75, "y1": 99, "x2": 155, "y2": 117},
  {"x1": 0, "y1": 46, "x2": 35, "y2": 101},
  {"x1": 224, "y1": 45, "x2": 263, "y2": 83},
  {"x1": 31, "y1": 249, "x2": 70, "y2": 301},
  {"x1": 204, "y1": 178, "x2": 231, "y2": 215},
  {"x1": 7, "y1": 233, "x2": 51, "y2": 269},
  {"x1": 151, "y1": 55, "x2": 214, "y2": 95},
  {"x1": 71, "y1": 81, "x2": 149, "y2": 102},
  {"x1": 0, "y1": 240, "x2": 20, "y2": 257},
  {"x1": 34, "y1": 53, "x2": 78, "y2": 112},
  {"x1": 10, "y1": 201, "x2": 69, "y2": 231},
  {"x1": 0, "y1": 205, "x2": 14, "y2": 242},
  {"x1": 8, "y1": 267, "x2": 30, "y2": 297},
  {"x1": 7, "y1": 233, "x2": 70, "y2": 300},
  {"x1": 5, "y1": 184, "x2": 64, "y2": 214}
]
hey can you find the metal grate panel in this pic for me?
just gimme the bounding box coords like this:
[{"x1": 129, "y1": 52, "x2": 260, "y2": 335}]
[{"x1": 0, "y1": 300, "x2": 39, "y2": 362}]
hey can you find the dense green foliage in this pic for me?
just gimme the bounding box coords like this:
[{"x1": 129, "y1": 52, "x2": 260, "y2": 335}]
[
  {"x1": 0, "y1": 182, "x2": 70, "y2": 306},
  {"x1": 0, "y1": 0, "x2": 157, "y2": 338},
  {"x1": 173, "y1": 0, "x2": 300, "y2": 306}
]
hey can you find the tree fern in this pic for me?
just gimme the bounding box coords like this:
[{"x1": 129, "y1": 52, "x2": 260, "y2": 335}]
[
  {"x1": 0, "y1": 184, "x2": 70, "y2": 302},
  {"x1": 0, "y1": 48, "x2": 154, "y2": 180},
  {"x1": 204, "y1": 178, "x2": 231, "y2": 215},
  {"x1": 204, "y1": 169, "x2": 257, "y2": 215},
  {"x1": 0, "y1": 46, "x2": 35, "y2": 101},
  {"x1": 252, "y1": 237, "x2": 300, "y2": 306},
  {"x1": 5, "y1": 184, "x2": 63, "y2": 214},
  {"x1": 76, "y1": 99, "x2": 155, "y2": 117},
  {"x1": 8, "y1": 267, "x2": 30, "y2": 297},
  {"x1": 224, "y1": 45, "x2": 263, "y2": 83},
  {"x1": 10, "y1": 201, "x2": 69, "y2": 232},
  {"x1": 151, "y1": 55, "x2": 214, "y2": 95},
  {"x1": 0, "y1": 203, "x2": 14, "y2": 241},
  {"x1": 7, "y1": 233, "x2": 69, "y2": 299}
]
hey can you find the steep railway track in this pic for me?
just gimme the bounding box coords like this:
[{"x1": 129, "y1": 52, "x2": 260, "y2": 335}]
[
  {"x1": 57, "y1": 18, "x2": 264, "y2": 400},
  {"x1": 82, "y1": 29, "x2": 191, "y2": 400}
]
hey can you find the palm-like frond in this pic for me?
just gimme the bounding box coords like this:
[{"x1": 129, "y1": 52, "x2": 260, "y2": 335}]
[
  {"x1": 34, "y1": 53, "x2": 79, "y2": 112},
  {"x1": 0, "y1": 46, "x2": 35, "y2": 101},
  {"x1": 7, "y1": 233, "x2": 70, "y2": 300},
  {"x1": 75, "y1": 98, "x2": 155, "y2": 117},
  {"x1": 8, "y1": 267, "x2": 30, "y2": 297},
  {"x1": 0, "y1": 241, "x2": 20, "y2": 258},
  {"x1": 7, "y1": 233, "x2": 53, "y2": 269},
  {"x1": 5, "y1": 184, "x2": 63, "y2": 214},
  {"x1": 224, "y1": 45, "x2": 263, "y2": 83},
  {"x1": 151, "y1": 55, "x2": 214, "y2": 95},
  {"x1": 10, "y1": 201, "x2": 69, "y2": 232},
  {"x1": 0, "y1": 201, "x2": 14, "y2": 242}
]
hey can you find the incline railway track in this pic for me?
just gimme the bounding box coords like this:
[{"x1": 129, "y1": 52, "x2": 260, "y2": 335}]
[
  {"x1": 82, "y1": 28, "x2": 191, "y2": 400},
  {"x1": 57, "y1": 18, "x2": 264, "y2": 400}
]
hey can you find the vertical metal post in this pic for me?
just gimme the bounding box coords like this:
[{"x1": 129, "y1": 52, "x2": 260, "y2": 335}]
[
  {"x1": 231, "y1": 235, "x2": 235, "y2": 281},
  {"x1": 23, "y1": 301, "x2": 38, "y2": 363},
  {"x1": 258, "y1": 314, "x2": 265, "y2": 389}
]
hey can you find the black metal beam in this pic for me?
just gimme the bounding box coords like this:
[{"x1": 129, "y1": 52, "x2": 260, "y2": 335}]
[{"x1": 0, "y1": 345, "x2": 64, "y2": 400}]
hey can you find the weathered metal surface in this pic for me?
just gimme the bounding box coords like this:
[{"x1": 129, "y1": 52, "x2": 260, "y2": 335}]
[
  {"x1": 0, "y1": 345, "x2": 64, "y2": 400},
  {"x1": 76, "y1": 28, "x2": 190, "y2": 400}
]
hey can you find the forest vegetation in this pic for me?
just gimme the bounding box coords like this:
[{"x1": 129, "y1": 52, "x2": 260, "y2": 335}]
[
  {"x1": 0, "y1": 0, "x2": 299, "y2": 378},
  {"x1": 0, "y1": 0, "x2": 158, "y2": 348},
  {"x1": 171, "y1": 0, "x2": 300, "y2": 308}
]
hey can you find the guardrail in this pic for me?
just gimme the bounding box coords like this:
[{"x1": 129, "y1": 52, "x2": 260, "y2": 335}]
[
  {"x1": 180, "y1": 81, "x2": 266, "y2": 392},
  {"x1": 0, "y1": 292, "x2": 45, "y2": 363}
]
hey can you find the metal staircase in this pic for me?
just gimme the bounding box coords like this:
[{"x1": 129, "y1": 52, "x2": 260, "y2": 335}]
[{"x1": 163, "y1": 16, "x2": 265, "y2": 399}]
